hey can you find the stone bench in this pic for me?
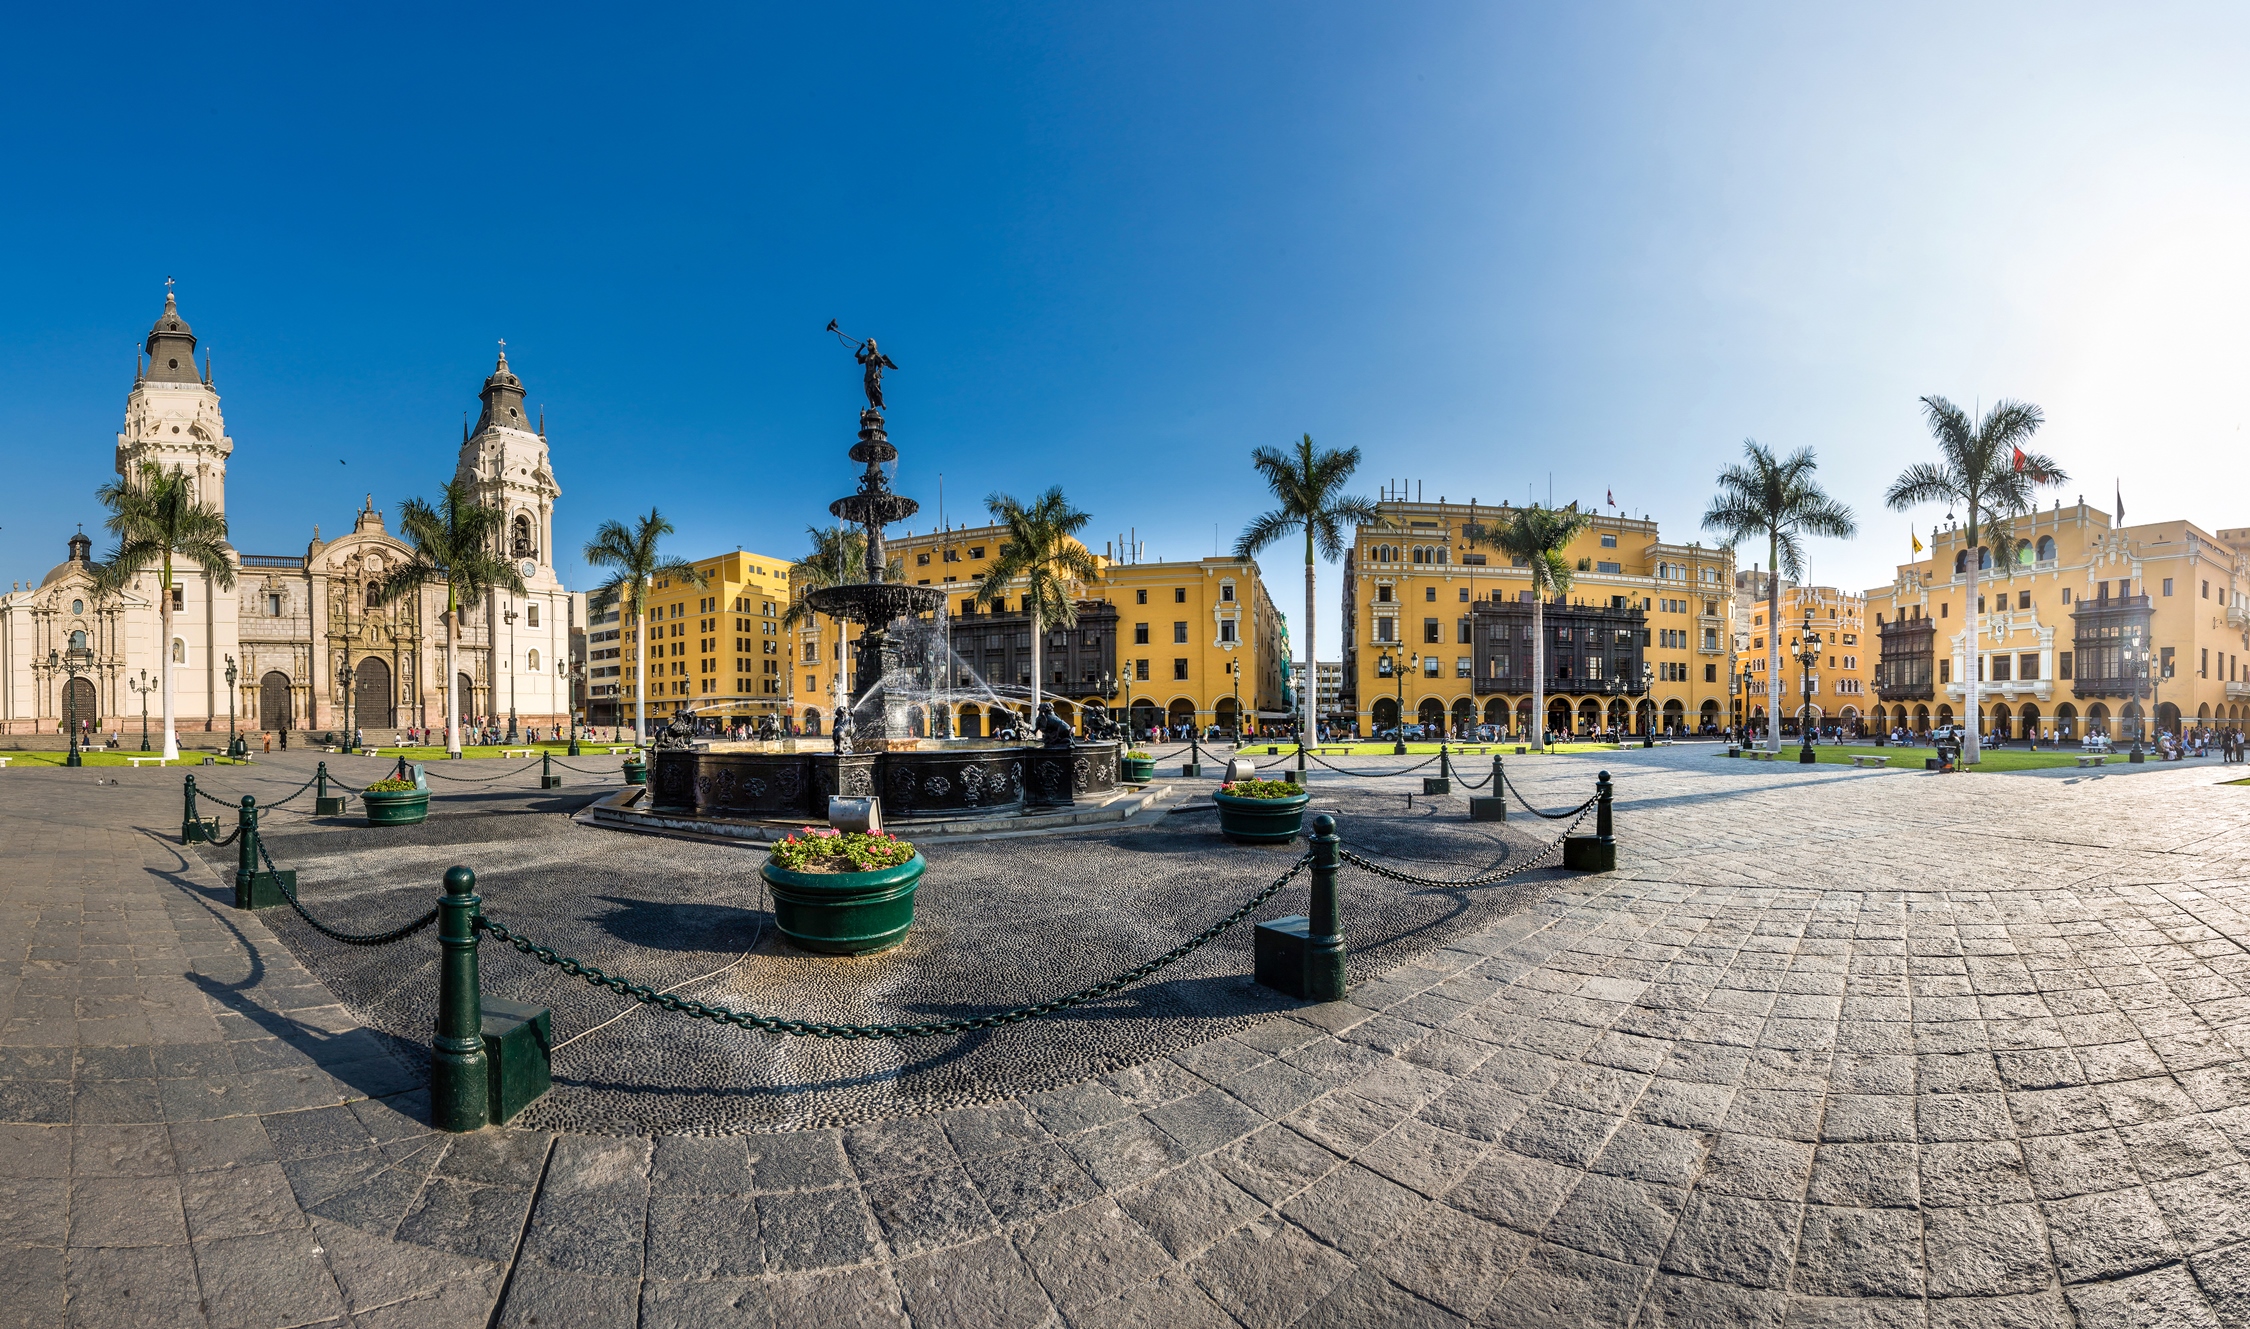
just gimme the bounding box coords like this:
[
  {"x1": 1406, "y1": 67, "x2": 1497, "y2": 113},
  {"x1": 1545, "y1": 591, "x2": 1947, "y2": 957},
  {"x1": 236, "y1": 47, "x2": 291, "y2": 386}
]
[
  {"x1": 1850, "y1": 755, "x2": 1888, "y2": 769},
  {"x1": 1747, "y1": 750, "x2": 1776, "y2": 761},
  {"x1": 126, "y1": 756, "x2": 170, "y2": 768},
  {"x1": 2077, "y1": 754, "x2": 2107, "y2": 768},
  {"x1": 501, "y1": 749, "x2": 537, "y2": 759}
]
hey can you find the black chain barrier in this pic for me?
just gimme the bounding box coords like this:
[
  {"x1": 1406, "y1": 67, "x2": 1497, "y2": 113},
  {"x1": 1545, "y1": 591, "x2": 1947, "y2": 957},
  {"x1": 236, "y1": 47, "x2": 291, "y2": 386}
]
[
  {"x1": 478, "y1": 853, "x2": 1315, "y2": 1040},
  {"x1": 552, "y1": 760, "x2": 627, "y2": 777},
  {"x1": 1307, "y1": 752, "x2": 1441, "y2": 778},
  {"x1": 196, "y1": 771, "x2": 327, "y2": 813},
  {"x1": 1452, "y1": 770, "x2": 1493, "y2": 790},
  {"x1": 420, "y1": 759, "x2": 549, "y2": 785},
  {"x1": 1338, "y1": 803, "x2": 1593, "y2": 886},
  {"x1": 1500, "y1": 769, "x2": 1597, "y2": 821},
  {"x1": 254, "y1": 836, "x2": 440, "y2": 947}
]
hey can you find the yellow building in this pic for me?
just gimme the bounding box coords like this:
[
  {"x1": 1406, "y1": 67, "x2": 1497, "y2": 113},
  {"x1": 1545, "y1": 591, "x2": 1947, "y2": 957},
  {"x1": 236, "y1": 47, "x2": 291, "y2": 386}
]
[
  {"x1": 1339, "y1": 497, "x2": 1736, "y2": 738},
  {"x1": 1732, "y1": 577, "x2": 1874, "y2": 735},
  {"x1": 788, "y1": 523, "x2": 1285, "y2": 740},
  {"x1": 605, "y1": 549, "x2": 793, "y2": 729},
  {"x1": 1866, "y1": 501, "x2": 2250, "y2": 740}
]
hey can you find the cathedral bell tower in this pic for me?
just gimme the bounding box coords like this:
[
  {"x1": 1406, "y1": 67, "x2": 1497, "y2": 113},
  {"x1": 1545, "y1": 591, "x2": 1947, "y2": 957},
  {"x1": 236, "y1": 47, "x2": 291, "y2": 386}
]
[
  {"x1": 118, "y1": 284, "x2": 233, "y2": 517},
  {"x1": 455, "y1": 344, "x2": 560, "y2": 589}
]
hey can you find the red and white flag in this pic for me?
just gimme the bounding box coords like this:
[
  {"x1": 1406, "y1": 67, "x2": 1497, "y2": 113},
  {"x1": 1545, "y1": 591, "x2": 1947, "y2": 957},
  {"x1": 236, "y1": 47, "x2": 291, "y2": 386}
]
[
  {"x1": 2012, "y1": 447, "x2": 2026, "y2": 472},
  {"x1": 1606, "y1": 489, "x2": 1615, "y2": 506}
]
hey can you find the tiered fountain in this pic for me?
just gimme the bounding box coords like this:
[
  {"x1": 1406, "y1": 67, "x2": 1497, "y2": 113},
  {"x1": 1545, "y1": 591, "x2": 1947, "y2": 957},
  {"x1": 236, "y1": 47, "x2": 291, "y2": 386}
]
[{"x1": 645, "y1": 340, "x2": 1118, "y2": 825}]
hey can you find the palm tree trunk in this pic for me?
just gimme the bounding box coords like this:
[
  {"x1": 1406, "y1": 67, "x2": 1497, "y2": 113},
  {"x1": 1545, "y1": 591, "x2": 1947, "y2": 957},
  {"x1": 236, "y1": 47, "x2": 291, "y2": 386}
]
[
  {"x1": 634, "y1": 599, "x2": 649, "y2": 745},
  {"x1": 160, "y1": 559, "x2": 179, "y2": 761},
  {"x1": 1303, "y1": 535, "x2": 1316, "y2": 756},
  {"x1": 1532, "y1": 585, "x2": 1546, "y2": 751},
  {"x1": 1029, "y1": 600, "x2": 1044, "y2": 719},
  {"x1": 445, "y1": 601, "x2": 462, "y2": 757},
  {"x1": 1964, "y1": 526, "x2": 1981, "y2": 764},
  {"x1": 1766, "y1": 538, "x2": 1782, "y2": 753}
]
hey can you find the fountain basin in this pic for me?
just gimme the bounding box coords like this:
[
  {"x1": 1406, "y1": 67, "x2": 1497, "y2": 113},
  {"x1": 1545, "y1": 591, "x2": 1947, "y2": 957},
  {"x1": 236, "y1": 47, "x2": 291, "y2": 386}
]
[{"x1": 650, "y1": 741, "x2": 1119, "y2": 823}]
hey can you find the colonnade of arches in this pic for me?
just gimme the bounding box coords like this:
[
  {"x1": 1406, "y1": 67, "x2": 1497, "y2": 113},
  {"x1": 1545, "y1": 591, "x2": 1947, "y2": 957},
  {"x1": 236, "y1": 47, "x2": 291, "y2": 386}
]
[
  {"x1": 1857, "y1": 699, "x2": 2212, "y2": 740},
  {"x1": 1364, "y1": 694, "x2": 1725, "y2": 738}
]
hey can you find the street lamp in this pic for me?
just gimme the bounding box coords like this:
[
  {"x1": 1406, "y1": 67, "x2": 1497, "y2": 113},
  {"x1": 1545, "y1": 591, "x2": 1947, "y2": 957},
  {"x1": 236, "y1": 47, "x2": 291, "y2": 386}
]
[
  {"x1": 2125, "y1": 625, "x2": 2146, "y2": 761},
  {"x1": 1794, "y1": 610, "x2": 1821, "y2": 764},
  {"x1": 503, "y1": 603, "x2": 519, "y2": 743},
  {"x1": 224, "y1": 655, "x2": 244, "y2": 758},
  {"x1": 1377, "y1": 649, "x2": 1416, "y2": 753},
  {"x1": 1641, "y1": 659, "x2": 1655, "y2": 747},
  {"x1": 129, "y1": 669, "x2": 155, "y2": 752},
  {"x1": 557, "y1": 656, "x2": 584, "y2": 755},
  {"x1": 338, "y1": 658, "x2": 356, "y2": 751},
  {"x1": 1226, "y1": 650, "x2": 1242, "y2": 747},
  {"x1": 49, "y1": 645, "x2": 92, "y2": 767}
]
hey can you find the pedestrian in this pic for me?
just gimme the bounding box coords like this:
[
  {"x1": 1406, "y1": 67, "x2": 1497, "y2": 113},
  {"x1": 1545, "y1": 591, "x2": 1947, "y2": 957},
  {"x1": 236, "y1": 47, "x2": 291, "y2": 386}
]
[{"x1": 262, "y1": 731, "x2": 272, "y2": 754}]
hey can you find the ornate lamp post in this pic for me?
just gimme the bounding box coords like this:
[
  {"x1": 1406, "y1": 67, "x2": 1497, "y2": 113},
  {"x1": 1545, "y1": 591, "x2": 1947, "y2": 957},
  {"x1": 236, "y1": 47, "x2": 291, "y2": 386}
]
[
  {"x1": 129, "y1": 669, "x2": 155, "y2": 752},
  {"x1": 224, "y1": 655, "x2": 244, "y2": 758},
  {"x1": 2125, "y1": 625, "x2": 2146, "y2": 761},
  {"x1": 338, "y1": 659, "x2": 356, "y2": 752},
  {"x1": 1795, "y1": 609, "x2": 1820, "y2": 764},
  {"x1": 1226, "y1": 649, "x2": 1242, "y2": 747},
  {"x1": 50, "y1": 645, "x2": 92, "y2": 767},
  {"x1": 1642, "y1": 659, "x2": 1655, "y2": 746},
  {"x1": 557, "y1": 657, "x2": 584, "y2": 755},
  {"x1": 503, "y1": 603, "x2": 519, "y2": 743},
  {"x1": 1377, "y1": 649, "x2": 1416, "y2": 753}
]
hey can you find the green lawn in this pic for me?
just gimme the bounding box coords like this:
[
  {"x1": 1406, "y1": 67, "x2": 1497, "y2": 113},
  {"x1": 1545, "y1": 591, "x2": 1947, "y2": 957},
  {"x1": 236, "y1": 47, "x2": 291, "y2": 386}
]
[
  {"x1": 1738, "y1": 743, "x2": 2103, "y2": 772},
  {"x1": 1258, "y1": 741, "x2": 1626, "y2": 758},
  {"x1": 0, "y1": 750, "x2": 259, "y2": 769}
]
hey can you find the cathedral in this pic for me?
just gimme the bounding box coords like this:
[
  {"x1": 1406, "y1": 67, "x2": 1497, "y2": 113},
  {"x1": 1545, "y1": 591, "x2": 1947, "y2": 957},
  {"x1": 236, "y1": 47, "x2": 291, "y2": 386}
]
[{"x1": 0, "y1": 291, "x2": 575, "y2": 741}]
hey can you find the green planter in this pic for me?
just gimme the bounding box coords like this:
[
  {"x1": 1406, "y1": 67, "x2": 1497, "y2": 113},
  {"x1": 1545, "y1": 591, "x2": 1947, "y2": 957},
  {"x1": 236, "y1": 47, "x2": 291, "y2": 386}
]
[
  {"x1": 362, "y1": 789, "x2": 430, "y2": 827},
  {"x1": 760, "y1": 851, "x2": 924, "y2": 955},
  {"x1": 1120, "y1": 756, "x2": 1156, "y2": 783},
  {"x1": 1213, "y1": 789, "x2": 1311, "y2": 843},
  {"x1": 622, "y1": 761, "x2": 647, "y2": 786}
]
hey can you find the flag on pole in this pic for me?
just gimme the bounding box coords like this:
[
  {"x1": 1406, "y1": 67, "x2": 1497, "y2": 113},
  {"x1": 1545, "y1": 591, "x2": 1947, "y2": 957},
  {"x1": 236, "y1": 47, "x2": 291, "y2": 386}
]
[
  {"x1": 1606, "y1": 489, "x2": 1615, "y2": 507},
  {"x1": 2012, "y1": 446, "x2": 2026, "y2": 472},
  {"x1": 2115, "y1": 482, "x2": 2125, "y2": 526},
  {"x1": 1911, "y1": 527, "x2": 1924, "y2": 556}
]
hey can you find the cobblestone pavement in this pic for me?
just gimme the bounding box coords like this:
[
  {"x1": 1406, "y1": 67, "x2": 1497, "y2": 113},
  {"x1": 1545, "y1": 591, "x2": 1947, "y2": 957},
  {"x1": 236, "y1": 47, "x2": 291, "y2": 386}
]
[{"x1": 8, "y1": 746, "x2": 2250, "y2": 1325}]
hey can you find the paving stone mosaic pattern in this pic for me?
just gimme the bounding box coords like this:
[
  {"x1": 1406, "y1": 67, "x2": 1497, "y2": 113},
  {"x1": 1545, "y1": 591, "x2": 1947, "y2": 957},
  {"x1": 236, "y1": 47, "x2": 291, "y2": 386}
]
[{"x1": 6, "y1": 747, "x2": 2250, "y2": 1325}]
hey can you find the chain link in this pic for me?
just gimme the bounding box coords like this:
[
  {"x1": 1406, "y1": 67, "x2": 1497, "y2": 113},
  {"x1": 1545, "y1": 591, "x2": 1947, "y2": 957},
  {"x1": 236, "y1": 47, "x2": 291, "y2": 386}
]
[
  {"x1": 254, "y1": 836, "x2": 440, "y2": 946},
  {"x1": 1337, "y1": 804, "x2": 1592, "y2": 887},
  {"x1": 553, "y1": 760, "x2": 628, "y2": 777},
  {"x1": 1306, "y1": 752, "x2": 1441, "y2": 778},
  {"x1": 478, "y1": 853, "x2": 1314, "y2": 1040},
  {"x1": 1500, "y1": 769, "x2": 1597, "y2": 820},
  {"x1": 420, "y1": 759, "x2": 549, "y2": 784}
]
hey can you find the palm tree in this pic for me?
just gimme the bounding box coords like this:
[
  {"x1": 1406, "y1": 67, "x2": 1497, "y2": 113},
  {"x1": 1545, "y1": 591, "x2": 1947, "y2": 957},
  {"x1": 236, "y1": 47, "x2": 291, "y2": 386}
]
[
  {"x1": 92, "y1": 462, "x2": 235, "y2": 762},
  {"x1": 1702, "y1": 442, "x2": 1858, "y2": 753},
  {"x1": 378, "y1": 482, "x2": 525, "y2": 757},
  {"x1": 977, "y1": 488, "x2": 1099, "y2": 722},
  {"x1": 583, "y1": 509, "x2": 706, "y2": 746},
  {"x1": 1465, "y1": 504, "x2": 1594, "y2": 750},
  {"x1": 1885, "y1": 398, "x2": 2063, "y2": 763},
  {"x1": 779, "y1": 525, "x2": 869, "y2": 730},
  {"x1": 1236, "y1": 435, "x2": 1383, "y2": 756}
]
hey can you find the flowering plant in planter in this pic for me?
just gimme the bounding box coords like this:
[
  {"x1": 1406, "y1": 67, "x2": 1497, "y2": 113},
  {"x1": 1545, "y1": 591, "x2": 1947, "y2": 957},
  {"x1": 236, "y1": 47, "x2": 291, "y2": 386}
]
[
  {"x1": 1124, "y1": 750, "x2": 1152, "y2": 760},
  {"x1": 1218, "y1": 778, "x2": 1304, "y2": 800},
  {"x1": 364, "y1": 776, "x2": 418, "y2": 793},
  {"x1": 771, "y1": 827, "x2": 918, "y2": 874}
]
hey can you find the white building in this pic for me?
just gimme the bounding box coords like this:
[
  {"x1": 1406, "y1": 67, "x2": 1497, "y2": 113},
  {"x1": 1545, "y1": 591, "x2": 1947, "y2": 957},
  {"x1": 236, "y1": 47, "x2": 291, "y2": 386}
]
[{"x1": 0, "y1": 291, "x2": 575, "y2": 740}]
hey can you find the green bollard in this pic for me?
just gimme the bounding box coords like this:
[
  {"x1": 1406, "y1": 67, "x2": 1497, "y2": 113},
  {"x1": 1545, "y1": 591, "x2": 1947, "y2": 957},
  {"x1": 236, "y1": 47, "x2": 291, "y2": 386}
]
[
  {"x1": 182, "y1": 775, "x2": 205, "y2": 843},
  {"x1": 1305, "y1": 813, "x2": 1345, "y2": 1002},
  {"x1": 1564, "y1": 770, "x2": 1618, "y2": 871},
  {"x1": 1470, "y1": 755, "x2": 1506, "y2": 821},
  {"x1": 1425, "y1": 743, "x2": 1453, "y2": 796},
  {"x1": 540, "y1": 749, "x2": 562, "y2": 790},
  {"x1": 313, "y1": 760, "x2": 345, "y2": 816},
  {"x1": 232, "y1": 796, "x2": 294, "y2": 909},
  {"x1": 432, "y1": 866, "x2": 490, "y2": 1132}
]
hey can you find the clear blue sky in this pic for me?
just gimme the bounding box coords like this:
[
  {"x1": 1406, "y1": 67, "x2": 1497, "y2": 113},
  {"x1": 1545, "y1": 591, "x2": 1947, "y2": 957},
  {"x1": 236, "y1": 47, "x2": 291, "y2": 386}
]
[{"x1": 7, "y1": 4, "x2": 2249, "y2": 660}]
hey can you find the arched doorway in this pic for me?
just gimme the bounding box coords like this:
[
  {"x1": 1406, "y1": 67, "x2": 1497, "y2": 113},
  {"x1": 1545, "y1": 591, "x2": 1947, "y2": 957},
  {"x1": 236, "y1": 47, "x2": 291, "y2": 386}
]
[
  {"x1": 1606, "y1": 699, "x2": 1628, "y2": 733},
  {"x1": 1636, "y1": 699, "x2": 1656, "y2": 735},
  {"x1": 2018, "y1": 704, "x2": 2040, "y2": 740},
  {"x1": 2053, "y1": 703, "x2": 2075, "y2": 739},
  {"x1": 1516, "y1": 698, "x2": 1534, "y2": 735},
  {"x1": 1577, "y1": 698, "x2": 1600, "y2": 734},
  {"x1": 1129, "y1": 700, "x2": 1160, "y2": 736},
  {"x1": 954, "y1": 704, "x2": 979, "y2": 738},
  {"x1": 1450, "y1": 698, "x2": 1474, "y2": 736},
  {"x1": 259, "y1": 671, "x2": 293, "y2": 731},
  {"x1": 1989, "y1": 703, "x2": 2011, "y2": 739},
  {"x1": 1167, "y1": 698, "x2": 1197, "y2": 736},
  {"x1": 2087, "y1": 703, "x2": 2109, "y2": 737},
  {"x1": 1415, "y1": 697, "x2": 1444, "y2": 734},
  {"x1": 2157, "y1": 702, "x2": 2180, "y2": 735},
  {"x1": 457, "y1": 672, "x2": 477, "y2": 727},
  {"x1": 1483, "y1": 698, "x2": 1509, "y2": 727},
  {"x1": 1696, "y1": 699, "x2": 1717, "y2": 732},
  {"x1": 1936, "y1": 705, "x2": 1954, "y2": 728},
  {"x1": 1547, "y1": 698, "x2": 1570, "y2": 735},
  {"x1": 355, "y1": 658, "x2": 394, "y2": 728},
  {"x1": 1912, "y1": 704, "x2": 1930, "y2": 732},
  {"x1": 63, "y1": 677, "x2": 96, "y2": 734},
  {"x1": 804, "y1": 709, "x2": 823, "y2": 735},
  {"x1": 1371, "y1": 697, "x2": 1399, "y2": 731},
  {"x1": 1214, "y1": 697, "x2": 1239, "y2": 736},
  {"x1": 2121, "y1": 701, "x2": 2144, "y2": 742}
]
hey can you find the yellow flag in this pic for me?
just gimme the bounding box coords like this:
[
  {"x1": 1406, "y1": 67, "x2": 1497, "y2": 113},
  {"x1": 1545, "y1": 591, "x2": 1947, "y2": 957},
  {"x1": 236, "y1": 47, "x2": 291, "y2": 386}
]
[{"x1": 1911, "y1": 527, "x2": 1924, "y2": 556}]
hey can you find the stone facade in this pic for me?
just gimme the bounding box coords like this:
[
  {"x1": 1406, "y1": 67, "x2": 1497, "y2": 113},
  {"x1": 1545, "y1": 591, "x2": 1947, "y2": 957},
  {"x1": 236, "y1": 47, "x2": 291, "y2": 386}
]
[{"x1": 0, "y1": 293, "x2": 574, "y2": 739}]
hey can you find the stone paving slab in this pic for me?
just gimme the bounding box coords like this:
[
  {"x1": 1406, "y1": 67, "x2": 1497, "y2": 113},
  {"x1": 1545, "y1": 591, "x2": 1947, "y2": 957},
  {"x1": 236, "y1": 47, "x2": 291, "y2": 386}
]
[{"x1": 9, "y1": 748, "x2": 2250, "y2": 1324}]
